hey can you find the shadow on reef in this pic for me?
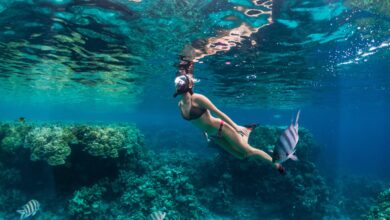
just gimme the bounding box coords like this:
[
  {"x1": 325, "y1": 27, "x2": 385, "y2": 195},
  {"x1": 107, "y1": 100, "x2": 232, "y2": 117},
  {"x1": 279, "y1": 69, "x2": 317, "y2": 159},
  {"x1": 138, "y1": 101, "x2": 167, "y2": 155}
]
[{"x1": 0, "y1": 122, "x2": 389, "y2": 219}]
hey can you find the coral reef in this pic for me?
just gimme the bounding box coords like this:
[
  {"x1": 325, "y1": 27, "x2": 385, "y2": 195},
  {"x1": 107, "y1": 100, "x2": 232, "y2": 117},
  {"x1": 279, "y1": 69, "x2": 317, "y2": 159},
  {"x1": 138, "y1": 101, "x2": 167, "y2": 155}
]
[
  {"x1": 199, "y1": 152, "x2": 329, "y2": 219},
  {"x1": 365, "y1": 188, "x2": 390, "y2": 219},
  {"x1": 72, "y1": 125, "x2": 141, "y2": 158},
  {"x1": 0, "y1": 162, "x2": 25, "y2": 214},
  {"x1": 0, "y1": 122, "x2": 148, "y2": 219},
  {"x1": 198, "y1": 170, "x2": 234, "y2": 213},
  {"x1": 24, "y1": 126, "x2": 75, "y2": 166},
  {"x1": 68, "y1": 180, "x2": 108, "y2": 220},
  {"x1": 0, "y1": 123, "x2": 32, "y2": 153},
  {"x1": 0, "y1": 122, "x2": 388, "y2": 219},
  {"x1": 328, "y1": 176, "x2": 389, "y2": 219},
  {"x1": 0, "y1": 122, "x2": 144, "y2": 166},
  {"x1": 113, "y1": 151, "x2": 208, "y2": 219}
]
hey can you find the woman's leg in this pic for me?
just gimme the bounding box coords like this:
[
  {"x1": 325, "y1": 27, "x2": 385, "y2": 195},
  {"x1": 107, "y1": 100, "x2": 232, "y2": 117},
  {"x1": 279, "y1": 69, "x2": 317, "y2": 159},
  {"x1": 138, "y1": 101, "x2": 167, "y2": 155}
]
[
  {"x1": 220, "y1": 123, "x2": 276, "y2": 167},
  {"x1": 212, "y1": 137, "x2": 246, "y2": 159}
]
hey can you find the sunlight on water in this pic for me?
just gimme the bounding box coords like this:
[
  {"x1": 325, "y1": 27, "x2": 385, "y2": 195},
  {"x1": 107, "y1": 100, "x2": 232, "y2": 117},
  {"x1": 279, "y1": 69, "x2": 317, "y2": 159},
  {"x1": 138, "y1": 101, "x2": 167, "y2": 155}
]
[{"x1": 0, "y1": 0, "x2": 388, "y2": 109}]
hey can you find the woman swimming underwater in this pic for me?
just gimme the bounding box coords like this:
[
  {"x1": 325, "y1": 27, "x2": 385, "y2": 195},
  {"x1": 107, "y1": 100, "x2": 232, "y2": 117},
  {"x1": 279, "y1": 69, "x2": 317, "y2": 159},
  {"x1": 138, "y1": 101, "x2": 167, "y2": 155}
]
[{"x1": 174, "y1": 56, "x2": 285, "y2": 174}]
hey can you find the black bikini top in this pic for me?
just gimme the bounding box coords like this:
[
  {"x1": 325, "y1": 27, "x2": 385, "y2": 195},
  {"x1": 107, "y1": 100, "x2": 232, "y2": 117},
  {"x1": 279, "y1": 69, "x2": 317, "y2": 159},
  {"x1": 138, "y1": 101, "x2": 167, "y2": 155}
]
[{"x1": 180, "y1": 98, "x2": 207, "y2": 121}]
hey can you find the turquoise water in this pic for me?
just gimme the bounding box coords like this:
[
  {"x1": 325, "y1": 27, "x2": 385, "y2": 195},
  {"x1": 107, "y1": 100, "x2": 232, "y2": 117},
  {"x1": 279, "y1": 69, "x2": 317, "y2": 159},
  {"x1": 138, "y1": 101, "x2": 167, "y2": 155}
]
[{"x1": 0, "y1": 0, "x2": 389, "y2": 219}]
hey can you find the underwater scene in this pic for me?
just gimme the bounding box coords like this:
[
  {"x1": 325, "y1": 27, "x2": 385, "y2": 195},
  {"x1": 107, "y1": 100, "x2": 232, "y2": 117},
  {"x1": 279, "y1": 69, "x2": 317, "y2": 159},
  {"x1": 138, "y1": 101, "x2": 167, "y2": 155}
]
[{"x1": 0, "y1": 0, "x2": 389, "y2": 219}]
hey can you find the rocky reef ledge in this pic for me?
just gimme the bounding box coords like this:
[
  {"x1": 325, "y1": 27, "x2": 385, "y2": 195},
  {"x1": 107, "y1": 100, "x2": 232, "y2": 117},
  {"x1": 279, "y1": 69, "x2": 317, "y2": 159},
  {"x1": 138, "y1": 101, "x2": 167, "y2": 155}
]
[
  {"x1": 365, "y1": 188, "x2": 390, "y2": 219},
  {"x1": 0, "y1": 122, "x2": 387, "y2": 219}
]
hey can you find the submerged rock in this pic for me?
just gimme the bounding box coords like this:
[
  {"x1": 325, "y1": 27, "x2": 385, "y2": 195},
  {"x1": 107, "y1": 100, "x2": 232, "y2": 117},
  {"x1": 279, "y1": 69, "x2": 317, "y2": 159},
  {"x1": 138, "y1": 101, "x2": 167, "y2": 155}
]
[{"x1": 365, "y1": 188, "x2": 390, "y2": 219}]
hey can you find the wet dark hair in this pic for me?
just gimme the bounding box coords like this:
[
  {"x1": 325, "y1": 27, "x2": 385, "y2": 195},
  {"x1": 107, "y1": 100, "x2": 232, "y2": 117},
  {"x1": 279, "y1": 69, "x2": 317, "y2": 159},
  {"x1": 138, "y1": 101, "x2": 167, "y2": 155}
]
[{"x1": 175, "y1": 56, "x2": 194, "y2": 76}]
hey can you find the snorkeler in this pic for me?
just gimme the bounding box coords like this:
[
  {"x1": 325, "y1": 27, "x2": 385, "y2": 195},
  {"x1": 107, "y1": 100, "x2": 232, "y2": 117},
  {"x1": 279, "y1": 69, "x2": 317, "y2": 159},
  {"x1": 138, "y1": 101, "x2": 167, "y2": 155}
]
[{"x1": 174, "y1": 55, "x2": 285, "y2": 174}]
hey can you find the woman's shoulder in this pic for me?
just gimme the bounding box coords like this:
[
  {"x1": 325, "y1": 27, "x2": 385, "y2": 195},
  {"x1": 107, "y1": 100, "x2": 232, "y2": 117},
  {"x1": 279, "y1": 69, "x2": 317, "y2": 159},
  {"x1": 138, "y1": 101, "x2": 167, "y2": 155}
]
[
  {"x1": 192, "y1": 93, "x2": 210, "y2": 104},
  {"x1": 193, "y1": 93, "x2": 206, "y2": 100}
]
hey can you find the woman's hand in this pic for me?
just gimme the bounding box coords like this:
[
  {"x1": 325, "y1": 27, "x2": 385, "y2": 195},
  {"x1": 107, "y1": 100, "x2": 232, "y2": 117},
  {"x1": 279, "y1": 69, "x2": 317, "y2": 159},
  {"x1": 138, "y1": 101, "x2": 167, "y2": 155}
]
[{"x1": 235, "y1": 126, "x2": 249, "y2": 136}]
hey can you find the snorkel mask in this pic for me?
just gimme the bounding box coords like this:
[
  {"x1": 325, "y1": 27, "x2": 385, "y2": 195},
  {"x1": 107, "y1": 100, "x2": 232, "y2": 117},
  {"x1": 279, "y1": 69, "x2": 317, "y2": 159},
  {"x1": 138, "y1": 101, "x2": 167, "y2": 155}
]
[{"x1": 173, "y1": 75, "x2": 193, "y2": 98}]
